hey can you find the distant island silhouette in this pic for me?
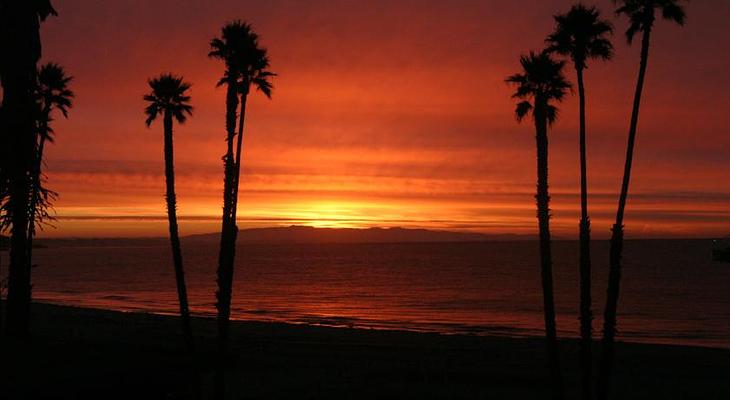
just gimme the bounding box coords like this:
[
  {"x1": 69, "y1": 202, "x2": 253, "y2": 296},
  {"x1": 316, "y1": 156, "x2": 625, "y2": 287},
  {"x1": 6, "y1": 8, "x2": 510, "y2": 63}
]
[
  {"x1": 32, "y1": 227, "x2": 535, "y2": 246},
  {"x1": 188, "y1": 226, "x2": 533, "y2": 244}
]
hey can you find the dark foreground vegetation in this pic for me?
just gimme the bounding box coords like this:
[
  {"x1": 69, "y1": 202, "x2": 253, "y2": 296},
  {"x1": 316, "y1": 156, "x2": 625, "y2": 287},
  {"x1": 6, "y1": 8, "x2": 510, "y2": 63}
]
[{"x1": 2, "y1": 303, "x2": 728, "y2": 400}]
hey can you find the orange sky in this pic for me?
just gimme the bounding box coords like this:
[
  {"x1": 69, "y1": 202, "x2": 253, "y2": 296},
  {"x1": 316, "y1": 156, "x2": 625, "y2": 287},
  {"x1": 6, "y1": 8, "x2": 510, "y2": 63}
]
[{"x1": 36, "y1": 0, "x2": 729, "y2": 238}]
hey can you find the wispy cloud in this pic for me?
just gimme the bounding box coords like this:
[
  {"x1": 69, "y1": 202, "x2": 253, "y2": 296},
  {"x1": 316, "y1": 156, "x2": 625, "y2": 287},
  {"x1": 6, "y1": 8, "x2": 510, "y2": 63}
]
[{"x1": 38, "y1": 0, "x2": 730, "y2": 238}]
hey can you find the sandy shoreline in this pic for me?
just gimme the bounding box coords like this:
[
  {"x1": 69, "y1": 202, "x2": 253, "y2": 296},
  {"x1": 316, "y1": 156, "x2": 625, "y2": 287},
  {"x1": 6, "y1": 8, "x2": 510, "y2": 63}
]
[{"x1": 2, "y1": 302, "x2": 729, "y2": 399}]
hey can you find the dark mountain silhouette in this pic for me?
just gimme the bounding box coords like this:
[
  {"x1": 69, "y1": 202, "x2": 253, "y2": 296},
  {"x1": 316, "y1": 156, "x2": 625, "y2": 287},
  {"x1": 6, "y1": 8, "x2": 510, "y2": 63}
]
[
  {"x1": 30, "y1": 227, "x2": 534, "y2": 248},
  {"x1": 186, "y1": 226, "x2": 531, "y2": 244}
]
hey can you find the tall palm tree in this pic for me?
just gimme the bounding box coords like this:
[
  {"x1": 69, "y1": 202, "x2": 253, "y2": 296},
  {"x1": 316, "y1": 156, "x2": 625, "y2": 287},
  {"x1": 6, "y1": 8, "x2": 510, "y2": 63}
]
[
  {"x1": 598, "y1": 1, "x2": 686, "y2": 399},
  {"x1": 27, "y1": 63, "x2": 74, "y2": 265},
  {"x1": 507, "y1": 50, "x2": 571, "y2": 400},
  {"x1": 0, "y1": 0, "x2": 57, "y2": 338},
  {"x1": 545, "y1": 5, "x2": 613, "y2": 399},
  {"x1": 209, "y1": 21, "x2": 274, "y2": 399},
  {"x1": 229, "y1": 45, "x2": 273, "y2": 226},
  {"x1": 143, "y1": 74, "x2": 195, "y2": 354}
]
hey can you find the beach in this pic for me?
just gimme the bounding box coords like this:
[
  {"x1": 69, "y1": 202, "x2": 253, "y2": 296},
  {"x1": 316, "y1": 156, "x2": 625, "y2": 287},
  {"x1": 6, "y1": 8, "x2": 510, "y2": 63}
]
[{"x1": 2, "y1": 302, "x2": 728, "y2": 399}]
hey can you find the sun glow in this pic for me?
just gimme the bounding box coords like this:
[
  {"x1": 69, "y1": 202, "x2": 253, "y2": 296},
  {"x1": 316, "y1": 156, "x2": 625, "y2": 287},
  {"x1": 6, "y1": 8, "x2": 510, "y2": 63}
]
[
  {"x1": 30, "y1": 0, "x2": 730, "y2": 239},
  {"x1": 271, "y1": 201, "x2": 379, "y2": 229}
]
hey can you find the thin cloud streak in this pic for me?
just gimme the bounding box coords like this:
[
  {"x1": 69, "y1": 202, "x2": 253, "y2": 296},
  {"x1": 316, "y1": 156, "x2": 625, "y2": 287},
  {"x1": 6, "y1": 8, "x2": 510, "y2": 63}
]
[{"x1": 35, "y1": 0, "x2": 730, "y2": 238}]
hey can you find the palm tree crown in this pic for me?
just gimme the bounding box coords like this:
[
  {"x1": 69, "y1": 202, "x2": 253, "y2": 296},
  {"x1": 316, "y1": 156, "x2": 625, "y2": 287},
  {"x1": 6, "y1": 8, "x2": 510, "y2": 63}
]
[
  {"x1": 615, "y1": 0, "x2": 686, "y2": 43},
  {"x1": 208, "y1": 20, "x2": 275, "y2": 98},
  {"x1": 144, "y1": 74, "x2": 193, "y2": 127},
  {"x1": 36, "y1": 62, "x2": 74, "y2": 140},
  {"x1": 546, "y1": 4, "x2": 614, "y2": 70},
  {"x1": 506, "y1": 51, "x2": 571, "y2": 125}
]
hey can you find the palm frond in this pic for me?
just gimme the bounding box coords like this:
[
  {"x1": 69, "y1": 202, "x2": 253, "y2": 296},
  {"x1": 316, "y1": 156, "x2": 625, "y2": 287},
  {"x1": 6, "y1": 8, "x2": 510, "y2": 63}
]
[
  {"x1": 210, "y1": 21, "x2": 276, "y2": 99},
  {"x1": 34, "y1": 63, "x2": 74, "y2": 144},
  {"x1": 615, "y1": 0, "x2": 686, "y2": 43},
  {"x1": 143, "y1": 73, "x2": 194, "y2": 127},
  {"x1": 546, "y1": 105, "x2": 559, "y2": 125},
  {"x1": 144, "y1": 103, "x2": 161, "y2": 127},
  {"x1": 506, "y1": 50, "x2": 570, "y2": 124},
  {"x1": 546, "y1": 4, "x2": 613, "y2": 69},
  {"x1": 515, "y1": 101, "x2": 533, "y2": 122},
  {"x1": 659, "y1": 0, "x2": 686, "y2": 25}
]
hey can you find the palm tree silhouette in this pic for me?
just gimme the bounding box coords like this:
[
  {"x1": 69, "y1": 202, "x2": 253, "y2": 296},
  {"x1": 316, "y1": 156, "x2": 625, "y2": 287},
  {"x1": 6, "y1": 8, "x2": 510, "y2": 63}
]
[
  {"x1": 27, "y1": 63, "x2": 74, "y2": 266},
  {"x1": 0, "y1": 0, "x2": 57, "y2": 338},
  {"x1": 545, "y1": 5, "x2": 613, "y2": 399},
  {"x1": 209, "y1": 20, "x2": 275, "y2": 398},
  {"x1": 598, "y1": 1, "x2": 686, "y2": 399},
  {"x1": 143, "y1": 74, "x2": 195, "y2": 354},
  {"x1": 507, "y1": 50, "x2": 571, "y2": 400}
]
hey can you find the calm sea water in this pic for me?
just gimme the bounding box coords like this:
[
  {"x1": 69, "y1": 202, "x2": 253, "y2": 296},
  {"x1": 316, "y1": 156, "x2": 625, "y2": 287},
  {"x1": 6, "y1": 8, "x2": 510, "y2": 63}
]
[{"x1": 9, "y1": 239, "x2": 730, "y2": 348}]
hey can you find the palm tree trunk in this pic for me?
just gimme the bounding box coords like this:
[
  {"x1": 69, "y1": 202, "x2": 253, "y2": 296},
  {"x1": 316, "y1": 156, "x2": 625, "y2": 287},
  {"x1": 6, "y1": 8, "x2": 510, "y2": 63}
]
[
  {"x1": 214, "y1": 86, "x2": 249, "y2": 400},
  {"x1": 230, "y1": 89, "x2": 248, "y2": 224},
  {"x1": 597, "y1": 26, "x2": 653, "y2": 400},
  {"x1": 2, "y1": 1, "x2": 42, "y2": 338},
  {"x1": 163, "y1": 112, "x2": 201, "y2": 399},
  {"x1": 162, "y1": 112, "x2": 194, "y2": 352},
  {"x1": 5, "y1": 130, "x2": 33, "y2": 340},
  {"x1": 26, "y1": 125, "x2": 48, "y2": 272},
  {"x1": 215, "y1": 78, "x2": 240, "y2": 400},
  {"x1": 0, "y1": 237, "x2": 4, "y2": 334},
  {"x1": 576, "y1": 66, "x2": 593, "y2": 400},
  {"x1": 0, "y1": 241, "x2": 3, "y2": 333},
  {"x1": 534, "y1": 98, "x2": 564, "y2": 400}
]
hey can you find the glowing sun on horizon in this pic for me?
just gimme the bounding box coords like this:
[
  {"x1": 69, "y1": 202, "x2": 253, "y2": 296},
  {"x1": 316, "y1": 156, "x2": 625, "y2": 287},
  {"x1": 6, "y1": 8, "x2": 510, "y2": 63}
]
[{"x1": 292, "y1": 202, "x2": 369, "y2": 229}]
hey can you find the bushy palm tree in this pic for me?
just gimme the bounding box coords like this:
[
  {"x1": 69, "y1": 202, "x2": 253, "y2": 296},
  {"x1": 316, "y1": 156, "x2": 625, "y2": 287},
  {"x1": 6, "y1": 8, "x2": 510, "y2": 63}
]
[
  {"x1": 209, "y1": 20, "x2": 274, "y2": 399},
  {"x1": 507, "y1": 50, "x2": 571, "y2": 400},
  {"x1": 546, "y1": 5, "x2": 613, "y2": 399},
  {"x1": 0, "y1": 0, "x2": 57, "y2": 338},
  {"x1": 598, "y1": 1, "x2": 686, "y2": 399},
  {"x1": 143, "y1": 74, "x2": 195, "y2": 355},
  {"x1": 27, "y1": 63, "x2": 74, "y2": 263}
]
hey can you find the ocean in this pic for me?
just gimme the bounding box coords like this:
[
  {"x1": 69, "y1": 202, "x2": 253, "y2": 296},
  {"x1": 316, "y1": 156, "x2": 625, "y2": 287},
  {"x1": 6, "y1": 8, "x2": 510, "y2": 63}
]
[{"x1": 9, "y1": 238, "x2": 729, "y2": 348}]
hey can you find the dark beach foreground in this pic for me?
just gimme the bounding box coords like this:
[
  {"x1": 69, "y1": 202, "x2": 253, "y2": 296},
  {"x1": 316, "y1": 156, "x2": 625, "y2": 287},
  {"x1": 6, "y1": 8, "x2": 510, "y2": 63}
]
[{"x1": 2, "y1": 303, "x2": 728, "y2": 399}]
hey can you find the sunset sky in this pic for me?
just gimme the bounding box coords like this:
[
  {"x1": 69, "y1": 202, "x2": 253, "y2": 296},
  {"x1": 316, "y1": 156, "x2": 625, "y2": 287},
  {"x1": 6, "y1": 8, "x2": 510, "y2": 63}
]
[{"x1": 37, "y1": 0, "x2": 729, "y2": 238}]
